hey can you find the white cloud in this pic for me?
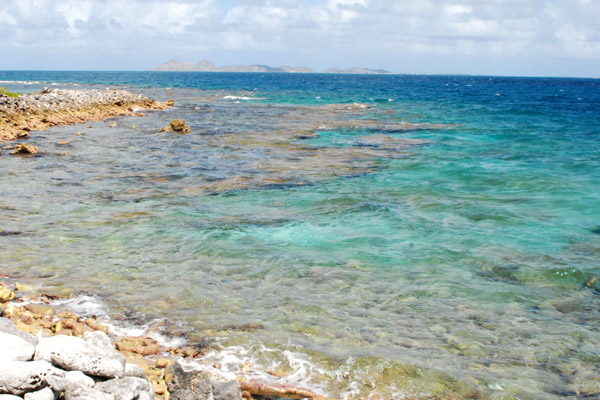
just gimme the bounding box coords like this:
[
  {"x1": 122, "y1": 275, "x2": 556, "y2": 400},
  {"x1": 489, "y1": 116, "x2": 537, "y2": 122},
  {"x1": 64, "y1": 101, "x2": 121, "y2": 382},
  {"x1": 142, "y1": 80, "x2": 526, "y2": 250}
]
[{"x1": 0, "y1": 0, "x2": 599, "y2": 75}]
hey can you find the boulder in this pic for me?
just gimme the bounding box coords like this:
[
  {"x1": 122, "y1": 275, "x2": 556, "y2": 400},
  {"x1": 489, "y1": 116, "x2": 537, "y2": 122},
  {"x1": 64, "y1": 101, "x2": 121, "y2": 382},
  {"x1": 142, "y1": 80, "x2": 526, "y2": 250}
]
[
  {"x1": 23, "y1": 387, "x2": 55, "y2": 400},
  {"x1": 96, "y1": 377, "x2": 154, "y2": 400},
  {"x1": 168, "y1": 359, "x2": 242, "y2": 400},
  {"x1": 34, "y1": 332, "x2": 125, "y2": 378},
  {"x1": 45, "y1": 376, "x2": 113, "y2": 400},
  {"x1": 0, "y1": 317, "x2": 38, "y2": 346},
  {"x1": 0, "y1": 286, "x2": 16, "y2": 302},
  {"x1": 0, "y1": 360, "x2": 65, "y2": 395},
  {"x1": 0, "y1": 331, "x2": 36, "y2": 361}
]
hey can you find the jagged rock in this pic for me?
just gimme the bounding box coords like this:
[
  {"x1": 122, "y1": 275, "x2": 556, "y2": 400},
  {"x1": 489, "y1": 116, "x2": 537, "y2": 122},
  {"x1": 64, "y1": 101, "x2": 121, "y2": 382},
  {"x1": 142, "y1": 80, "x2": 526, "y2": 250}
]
[
  {"x1": 0, "y1": 360, "x2": 65, "y2": 395},
  {"x1": 34, "y1": 332, "x2": 126, "y2": 378},
  {"x1": 96, "y1": 377, "x2": 154, "y2": 400},
  {"x1": 168, "y1": 359, "x2": 241, "y2": 400},
  {"x1": 0, "y1": 331, "x2": 36, "y2": 361},
  {"x1": 0, "y1": 317, "x2": 38, "y2": 346},
  {"x1": 24, "y1": 387, "x2": 55, "y2": 400},
  {"x1": 158, "y1": 119, "x2": 191, "y2": 134},
  {"x1": 11, "y1": 143, "x2": 39, "y2": 155},
  {"x1": 124, "y1": 363, "x2": 147, "y2": 379},
  {"x1": 0, "y1": 286, "x2": 16, "y2": 302}
]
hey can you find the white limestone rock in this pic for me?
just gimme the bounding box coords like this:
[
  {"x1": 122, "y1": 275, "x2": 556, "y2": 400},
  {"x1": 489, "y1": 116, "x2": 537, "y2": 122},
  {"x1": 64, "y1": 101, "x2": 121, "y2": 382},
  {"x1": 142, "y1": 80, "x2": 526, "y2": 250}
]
[
  {"x1": 0, "y1": 360, "x2": 65, "y2": 396},
  {"x1": 24, "y1": 387, "x2": 56, "y2": 400},
  {"x1": 34, "y1": 333, "x2": 125, "y2": 378},
  {"x1": 96, "y1": 377, "x2": 154, "y2": 400},
  {"x1": 0, "y1": 331, "x2": 36, "y2": 361}
]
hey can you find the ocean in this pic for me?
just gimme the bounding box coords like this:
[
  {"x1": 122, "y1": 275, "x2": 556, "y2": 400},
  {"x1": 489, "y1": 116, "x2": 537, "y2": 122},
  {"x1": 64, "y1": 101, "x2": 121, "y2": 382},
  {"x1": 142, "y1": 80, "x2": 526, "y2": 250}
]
[{"x1": 1, "y1": 71, "x2": 599, "y2": 399}]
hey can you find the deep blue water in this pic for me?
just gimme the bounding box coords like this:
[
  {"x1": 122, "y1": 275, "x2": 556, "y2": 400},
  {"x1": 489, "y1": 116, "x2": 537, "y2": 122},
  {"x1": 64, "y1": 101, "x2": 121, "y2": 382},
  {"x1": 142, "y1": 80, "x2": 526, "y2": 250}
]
[{"x1": 1, "y1": 71, "x2": 600, "y2": 399}]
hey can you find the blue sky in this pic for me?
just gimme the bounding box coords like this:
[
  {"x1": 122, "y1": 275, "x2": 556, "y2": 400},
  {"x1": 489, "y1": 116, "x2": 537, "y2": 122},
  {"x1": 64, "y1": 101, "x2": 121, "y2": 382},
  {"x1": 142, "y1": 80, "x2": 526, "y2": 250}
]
[{"x1": 1, "y1": 0, "x2": 599, "y2": 77}]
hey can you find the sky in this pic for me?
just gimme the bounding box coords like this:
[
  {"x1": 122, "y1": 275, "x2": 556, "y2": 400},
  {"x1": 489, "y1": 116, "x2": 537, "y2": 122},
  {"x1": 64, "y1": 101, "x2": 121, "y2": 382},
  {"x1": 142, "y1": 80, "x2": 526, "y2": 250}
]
[{"x1": 1, "y1": 0, "x2": 599, "y2": 77}]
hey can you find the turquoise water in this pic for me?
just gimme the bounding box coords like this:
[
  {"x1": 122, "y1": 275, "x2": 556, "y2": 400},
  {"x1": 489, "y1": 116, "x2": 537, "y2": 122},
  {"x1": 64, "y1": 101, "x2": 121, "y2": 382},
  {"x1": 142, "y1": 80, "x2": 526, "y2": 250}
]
[{"x1": 1, "y1": 72, "x2": 600, "y2": 399}]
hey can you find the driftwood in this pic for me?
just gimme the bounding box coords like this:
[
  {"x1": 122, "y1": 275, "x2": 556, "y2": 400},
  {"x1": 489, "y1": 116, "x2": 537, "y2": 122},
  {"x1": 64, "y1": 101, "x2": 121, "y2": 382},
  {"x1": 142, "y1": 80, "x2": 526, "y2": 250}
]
[{"x1": 240, "y1": 380, "x2": 332, "y2": 400}]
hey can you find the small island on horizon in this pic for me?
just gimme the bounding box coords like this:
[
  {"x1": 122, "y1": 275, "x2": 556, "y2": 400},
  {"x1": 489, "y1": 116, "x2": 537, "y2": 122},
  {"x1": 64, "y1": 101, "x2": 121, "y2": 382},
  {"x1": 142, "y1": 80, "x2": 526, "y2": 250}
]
[{"x1": 152, "y1": 59, "x2": 392, "y2": 74}]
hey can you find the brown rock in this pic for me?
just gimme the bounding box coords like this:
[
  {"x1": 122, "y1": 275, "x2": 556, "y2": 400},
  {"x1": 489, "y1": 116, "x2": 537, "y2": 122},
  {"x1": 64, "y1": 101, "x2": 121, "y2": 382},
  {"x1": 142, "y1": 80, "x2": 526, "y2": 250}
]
[
  {"x1": 58, "y1": 141, "x2": 69, "y2": 145},
  {"x1": 57, "y1": 310, "x2": 79, "y2": 320},
  {"x1": 24, "y1": 303, "x2": 55, "y2": 319},
  {"x1": 109, "y1": 122, "x2": 117, "y2": 128},
  {"x1": 116, "y1": 336, "x2": 161, "y2": 356},
  {"x1": 0, "y1": 284, "x2": 16, "y2": 302},
  {"x1": 586, "y1": 275, "x2": 597, "y2": 288},
  {"x1": 166, "y1": 99, "x2": 175, "y2": 106},
  {"x1": 11, "y1": 143, "x2": 39, "y2": 155},
  {"x1": 169, "y1": 119, "x2": 190, "y2": 133},
  {"x1": 156, "y1": 358, "x2": 172, "y2": 368},
  {"x1": 85, "y1": 318, "x2": 110, "y2": 334},
  {"x1": 240, "y1": 381, "x2": 327, "y2": 400}
]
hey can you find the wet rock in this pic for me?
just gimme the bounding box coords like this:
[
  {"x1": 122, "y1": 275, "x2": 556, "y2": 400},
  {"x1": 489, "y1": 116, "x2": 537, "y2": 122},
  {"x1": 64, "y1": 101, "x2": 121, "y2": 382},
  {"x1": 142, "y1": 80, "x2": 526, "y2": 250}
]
[
  {"x1": 11, "y1": 143, "x2": 39, "y2": 155},
  {"x1": 168, "y1": 359, "x2": 242, "y2": 400},
  {"x1": 96, "y1": 377, "x2": 154, "y2": 400},
  {"x1": 0, "y1": 286, "x2": 16, "y2": 302},
  {"x1": 24, "y1": 304, "x2": 55, "y2": 320},
  {"x1": 159, "y1": 119, "x2": 191, "y2": 134},
  {"x1": 116, "y1": 336, "x2": 160, "y2": 356},
  {"x1": 35, "y1": 332, "x2": 126, "y2": 378},
  {"x1": 23, "y1": 387, "x2": 55, "y2": 400},
  {"x1": 0, "y1": 331, "x2": 36, "y2": 361},
  {"x1": 0, "y1": 360, "x2": 65, "y2": 395}
]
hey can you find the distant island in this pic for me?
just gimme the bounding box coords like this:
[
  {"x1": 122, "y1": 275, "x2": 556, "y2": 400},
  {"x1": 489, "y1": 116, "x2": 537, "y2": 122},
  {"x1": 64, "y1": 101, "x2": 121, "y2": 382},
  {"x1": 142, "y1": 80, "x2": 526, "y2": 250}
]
[{"x1": 152, "y1": 59, "x2": 391, "y2": 74}]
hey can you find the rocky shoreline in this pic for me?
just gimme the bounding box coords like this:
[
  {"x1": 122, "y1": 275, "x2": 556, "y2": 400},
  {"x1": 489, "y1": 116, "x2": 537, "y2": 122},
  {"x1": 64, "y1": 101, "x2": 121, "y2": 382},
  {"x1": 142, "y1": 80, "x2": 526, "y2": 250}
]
[
  {"x1": 0, "y1": 281, "x2": 331, "y2": 400},
  {"x1": 0, "y1": 88, "x2": 171, "y2": 143}
]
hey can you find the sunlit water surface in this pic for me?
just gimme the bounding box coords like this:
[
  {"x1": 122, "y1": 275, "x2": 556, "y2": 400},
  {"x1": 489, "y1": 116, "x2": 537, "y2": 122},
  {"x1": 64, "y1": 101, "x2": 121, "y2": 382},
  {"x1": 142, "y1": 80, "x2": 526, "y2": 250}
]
[{"x1": 1, "y1": 72, "x2": 600, "y2": 399}]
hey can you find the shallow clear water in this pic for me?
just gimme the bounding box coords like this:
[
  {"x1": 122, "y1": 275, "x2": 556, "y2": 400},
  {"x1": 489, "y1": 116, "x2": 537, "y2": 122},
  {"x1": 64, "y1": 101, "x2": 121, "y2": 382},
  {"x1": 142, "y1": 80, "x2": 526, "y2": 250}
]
[{"x1": 1, "y1": 72, "x2": 600, "y2": 399}]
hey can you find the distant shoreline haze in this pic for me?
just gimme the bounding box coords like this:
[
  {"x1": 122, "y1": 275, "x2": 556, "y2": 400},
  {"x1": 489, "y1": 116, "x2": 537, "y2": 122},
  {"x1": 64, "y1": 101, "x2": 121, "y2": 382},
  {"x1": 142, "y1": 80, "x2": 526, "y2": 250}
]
[{"x1": 152, "y1": 59, "x2": 392, "y2": 74}]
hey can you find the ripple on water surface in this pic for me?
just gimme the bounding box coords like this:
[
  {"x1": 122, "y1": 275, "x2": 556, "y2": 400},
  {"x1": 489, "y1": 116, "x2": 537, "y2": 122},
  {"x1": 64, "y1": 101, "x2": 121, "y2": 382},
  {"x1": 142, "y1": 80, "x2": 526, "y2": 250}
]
[{"x1": 1, "y1": 75, "x2": 600, "y2": 399}]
